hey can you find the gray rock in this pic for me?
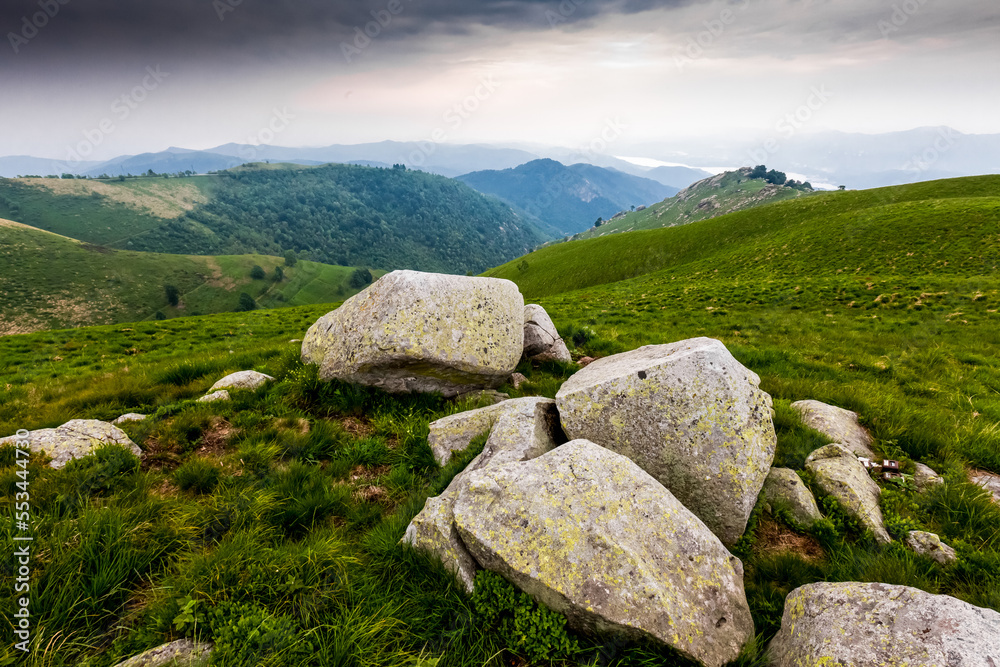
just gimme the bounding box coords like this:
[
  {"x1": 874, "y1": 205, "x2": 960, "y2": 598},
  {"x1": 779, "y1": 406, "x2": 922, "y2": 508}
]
[
  {"x1": 906, "y1": 531, "x2": 958, "y2": 565},
  {"x1": 805, "y1": 444, "x2": 891, "y2": 544},
  {"x1": 428, "y1": 401, "x2": 512, "y2": 467},
  {"x1": 197, "y1": 390, "x2": 230, "y2": 403},
  {"x1": 523, "y1": 304, "x2": 571, "y2": 363},
  {"x1": 760, "y1": 468, "x2": 823, "y2": 527},
  {"x1": 453, "y1": 440, "x2": 755, "y2": 667},
  {"x1": 768, "y1": 582, "x2": 1000, "y2": 666},
  {"x1": 0, "y1": 420, "x2": 142, "y2": 469},
  {"x1": 555, "y1": 338, "x2": 777, "y2": 546},
  {"x1": 971, "y1": 470, "x2": 1000, "y2": 505},
  {"x1": 402, "y1": 397, "x2": 563, "y2": 592},
  {"x1": 209, "y1": 370, "x2": 274, "y2": 392},
  {"x1": 112, "y1": 639, "x2": 213, "y2": 667},
  {"x1": 112, "y1": 413, "x2": 148, "y2": 425},
  {"x1": 913, "y1": 462, "x2": 944, "y2": 491},
  {"x1": 790, "y1": 399, "x2": 876, "y2": 458},
  {"x1": 509, "y1": 372, "x2": 528, "y2": 389},
  {"x1": 302, "y1": 270, "x2": 524, "y2": 397}
]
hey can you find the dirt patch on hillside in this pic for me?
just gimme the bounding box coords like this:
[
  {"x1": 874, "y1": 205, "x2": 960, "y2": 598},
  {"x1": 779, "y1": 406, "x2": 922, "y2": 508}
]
[
  {"x1": 754, "y1": 517, "x2": 826, "y2": 562},
  {"x1": 18, "y1": 178, "x2": 209, "y2": 219},
  {"x1": 202, "y1": 257, "x2": 237, "y2": 290}
]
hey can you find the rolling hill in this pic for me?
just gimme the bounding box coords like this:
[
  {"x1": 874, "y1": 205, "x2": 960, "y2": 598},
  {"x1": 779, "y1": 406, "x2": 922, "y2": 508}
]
[
  {"x1": 457, "y1": 159, "x2": 678, "y2": 236},
  {"x1": 576, "y1": 167, "x2": 813, "y2": 240},
  {"x1": 0, "y1": 218, "x2": 379, "y2": 334},
  {"x1": 0, "y1": 163, "x2": 549, "y2": 274}
]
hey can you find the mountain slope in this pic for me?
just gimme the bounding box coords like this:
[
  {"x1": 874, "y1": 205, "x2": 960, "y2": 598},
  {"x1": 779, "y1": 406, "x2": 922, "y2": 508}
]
[
  {"x1": 577, "y1": 167, "x2": 813, "y2": 240},
  {"x1": 0, "y1": 218, "x2": 377, "y2": 334},
  {"x1": 457, "y1": 159, "x2": 677, "y2": 236}
]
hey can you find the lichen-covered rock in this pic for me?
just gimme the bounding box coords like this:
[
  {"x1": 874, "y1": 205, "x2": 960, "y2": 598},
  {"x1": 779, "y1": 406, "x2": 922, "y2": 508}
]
[
  {"x1": 760, "y1": 468, "x2": 823, "y2": 527},
  {"x1": 302, "y1": 270, "x2": 524, "y2": 397},
  {"x1": 402, "y1": 398, "x2": 563, "y2": 591},
  {"x1": 209, "y1": 370, "x2": 274, "y2": 392},
  {"x1": 0, "y1": 420, "x2": 142, "y2": 469},
  {"x1": 790, "y1": 399, "x2": 875, "y2": 458},
  {"x1": 112, "y1": 413, "x2": 148, "y2": 424},
  {"x1": 805, "y1": 444, "x2": 891, "y2": 544},
  {"x1": 428, "y1": 401, "x2": 511, "y2": 467},
  {"x1": 510, "y1": 372, "x2": 528, "y2": 389},
  {"x1": 112, "y1": 639, "x2": 213, "y2": 667},
  {"x1": 906, "y1": 531, "x2": 958, "y2": 565},
  {"x1": 197, "y1": 390, "x2": 230, "y2": 403},
  {"x1": 555, "y1": 338, "x2": 777, "y2": 545},
  {"x1": 971, "y1": 470, "x2": 1000, "y2": 505},
  {"x1": 453, "y1": 440, "x2": 754, "y2": 666},
  {"x1": 768, "y1": 582, "x2": 1000, "y2": 666},
  {"x1": 523, "y1": 304, "x2": 571, "y2": 363},
  {"x1": 913, "y1": 462, "x2": 944, "y2": 491}
]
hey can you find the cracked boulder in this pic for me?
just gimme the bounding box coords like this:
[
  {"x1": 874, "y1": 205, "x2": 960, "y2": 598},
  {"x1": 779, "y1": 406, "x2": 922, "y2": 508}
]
[
  {"x1": 805, "y1": 444, "x2": 891, "y2": 544},
  {"x1": 555, "y1": 338, "x2": 777, "y2": 545},
  {"x1": 523, "y1": 304, "x2": 571, "y2": 363},
  {"x1": 302, "y1": 270, "x2": 524, "y2": 397}
]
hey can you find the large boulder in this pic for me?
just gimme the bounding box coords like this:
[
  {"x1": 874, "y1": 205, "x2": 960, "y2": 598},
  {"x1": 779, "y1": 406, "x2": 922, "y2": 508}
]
[
  {"x1": 302, "y1": 270, "x2": 524, "y2": 397},
  {"x1": 555, "y1": 338, "x2": 777, "y2": 545},
  {"x1": 453, "y1": 440, "x2": 754, "y2": 667},
  {"x1": 402, "y1": 397, "x2": 563, "y2": 592},
  {"x1": 760, "y1": 468, "x2": 823, "y2": 528},
  {"x1": 805, "y1": 444, "x2": 891, "y2": 544},
  {"x1": 790, "y1": 399, "x2": 875, "y2": 458},
  {"x1": 0, "y1": 420, "x2": 142, "y2": 469},
  {"x1": 523, "y1": 304, "x2": 571, "y2": 363},
  {"x1": 768, "y1": 582, "x2": 1000, "y2": 666},
  {"x1": 209, "y1": 370, "x2": 274, "y2": 392},
  {"x1": 112, "y1": 639, "x2": 213, "y2": 667}
]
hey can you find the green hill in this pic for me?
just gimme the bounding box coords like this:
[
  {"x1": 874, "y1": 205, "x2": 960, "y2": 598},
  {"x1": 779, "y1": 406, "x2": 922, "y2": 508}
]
[
  {"x1": 575, "y1": 167, "x2": 813, "y2": 240},
  {"x1": 0, "y1": 163, "x2": 549, "y2": 274},
  {"x1": 0, "y1": 218, "x2": 380, "y2": 334}
]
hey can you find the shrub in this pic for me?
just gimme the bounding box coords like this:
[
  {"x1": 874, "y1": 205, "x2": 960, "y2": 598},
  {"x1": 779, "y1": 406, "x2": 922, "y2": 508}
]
[
  {"x1": 209, "y1": 600, "x2": 313, "y2": 665},
  {"x1": 236, "y1": 292, "x2": 257, "y2": 312},
  {"x1": 348, "y1": 267, "x2": 373, "y2": 289},
  {"x1": 250, "y1": 265, "x2": 266, "y2": 280},
  {"x1": 164, "y1": 284, "x2": 180, "y2": 306},
  {"x1": 174, "y1": 458, "x2": 221, "y2": 494}
]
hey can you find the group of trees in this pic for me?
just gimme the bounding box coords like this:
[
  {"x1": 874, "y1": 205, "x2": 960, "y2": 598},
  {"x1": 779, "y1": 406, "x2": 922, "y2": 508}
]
[{"x1": 748, "y1": 165, "x2": 813, "y2": 191}]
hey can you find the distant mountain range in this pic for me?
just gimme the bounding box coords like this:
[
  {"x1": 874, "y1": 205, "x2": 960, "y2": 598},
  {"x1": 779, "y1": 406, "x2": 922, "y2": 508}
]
[{"x1": 458, "y1": 159, "x2": 678, "y2": 236}]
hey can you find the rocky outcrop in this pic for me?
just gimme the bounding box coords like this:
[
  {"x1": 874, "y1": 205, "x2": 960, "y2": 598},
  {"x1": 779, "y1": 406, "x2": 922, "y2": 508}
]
[
  {"x1": 522, "y1": 304, "x2": 571, "y2": 363},
  {"x1": 112, "y1": 639, "x2": 213, "y2": 667},
  {"x1": 790, "y1": 400, "x2": 875, "y2": 458},
  {"x1": 112, "y1": 413, "x2": 148, "y2": 424},
  {"x1": 805, "y1": 444, "x2": 891, "y2": 544},
  {"x1": 768, "y1": 582, "x2": 1000, "y2": 666},
  {"x1": 913, "y1": 462, "x2": 944, "y2": 491},
  {"x1": 453, "y1": 440, "x2": 754, "y2": 667},
  {"x1": 402, "y1": 397, "x2": 563, "y2": 592},
  {"x1": 760, "y1": 468, "x2": 823, "y2": 527},
  {"x1": 209, "y1": 370, "x2": 274, "y2": 392},
  {"x1": 906, "y1": 531, "x2": 958, "y2": 565},
  {"x1": 555, "y1": 338, "x2": 777, "y2": 545},
  {"x1": 197, "y1": 390, "x2": 230, "y2": 403},
  {"x1": 0, "y1": 420, "x2": 142, "y2": 469},
  {"x1": 302, "y1": 270, "x2": 524, "y2": 397}
]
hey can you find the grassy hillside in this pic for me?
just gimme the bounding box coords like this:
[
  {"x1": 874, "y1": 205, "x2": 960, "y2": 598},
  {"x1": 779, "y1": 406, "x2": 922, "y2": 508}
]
[
  {"x1": 576, "y1": 168, "x2": 811, "y2": 240},
  {"x1": 487, "y1": 175, "x2": 1000, "y2": 299},
  {"x1": 0, "y1": 219, "x2": 379, "y2": 334},
  {"x1": 0, "y1": 163, "x2": 549, "y2": 274}
]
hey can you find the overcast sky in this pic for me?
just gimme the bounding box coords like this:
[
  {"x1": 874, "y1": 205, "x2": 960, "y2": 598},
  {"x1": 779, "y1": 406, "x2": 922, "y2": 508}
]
[{"x1": 2, "y1": 0, "x2": 998, "y2": 160}]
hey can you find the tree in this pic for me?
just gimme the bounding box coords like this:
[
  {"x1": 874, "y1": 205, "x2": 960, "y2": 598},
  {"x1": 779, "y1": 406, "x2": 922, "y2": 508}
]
[
  {"x1": 250, "y1": 265, "x2": 266, "y2": 280},
  {"x1": 838, "y1": 185, "x2": 846, "y2": 191},
  {"x1": 749, "y1": 165, "x2": 768, "y2": 180},
  {"x1": 154, "y1": 311, "x2": 167, "y2": 321},
  {"x1": 764, "y1": 169, "x2": 787, "y2": 186},
  {"x1": 348, "y1": 267, "x2": 373, "y2": 289},
  {"x1": 236, "y1": 293, "x2": 257, "y2": 312},
  {"x1": 284, "y1": 250, "x2": 297, "y2": 267},
  {"x1": 594, "y1": 217, "x2": 603, "y2": 228},
  {"x1": 273, "y1": 266, "x2": 284, "y2": 282},
  {"x1": 164, "y1": 284, "x2": 180, "y2": 306}
]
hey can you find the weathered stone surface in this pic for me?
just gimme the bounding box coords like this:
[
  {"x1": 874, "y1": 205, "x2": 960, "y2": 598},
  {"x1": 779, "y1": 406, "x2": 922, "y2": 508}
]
[
  {"x1": 805, "y1": 444, "x2": 891, "y2": 544},
  {"x1": 913, "y1": 462, "x2": 944, "y2": 491},
  {"x1": 523, "y1": 304, "x2": 571, "y2": 363},
  {"x1": 510, "y1": 372, "x2": 528, "y2": 389},
  {"x1": 302, "y1": 270, "x2": 524, "y2": 397},
  {"x1": 768, "y1": 582, "x2": 1000, "y2": 666},
  {"x1": 428, "y1": 401, "x2": 511, "y2": 467},
  {"x1": 453, "y1": 440, "x2": 754, "y2": 667},
  {"x1": 402, "y1": 398, "x2": 563, "y2": 592},
  {"x1": 209, "y1": 370, "x2": 274, "y2": 392},
  {"x1": 112, "y1": 639, "x2": 213, "y2": 667},
  {"x1": 971, "y1": 470, "x2": 1000, "y2": 504},
  {"x1": 760, "y1": 468, "x2": 823, "y2": 527},
  {"x1": 198, "y1": 390, "x2": 230, "y2": 403},
  {"x1": 577, "y1": 356, "x2": 596, "y2": 367},
  {"x1": 906, "y1": 531, "x2": 958, "y2": 565},
  {"x1": 0, "y1": 420, "x2": 142, "y2": 469},
  {"x1": 112, "y1": 413, "x2": 148, "y2": 425},
  {"x1": 555, "y1": 338, "x2": 777, "y2": 545},
  {"x1": 790, "y1": 399, "x2": 875, "y2": 458}
]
